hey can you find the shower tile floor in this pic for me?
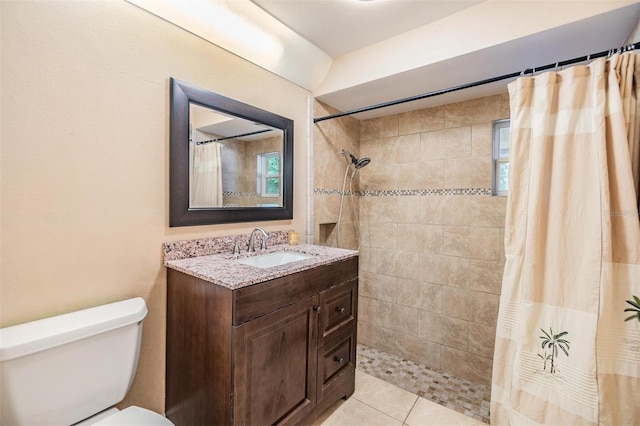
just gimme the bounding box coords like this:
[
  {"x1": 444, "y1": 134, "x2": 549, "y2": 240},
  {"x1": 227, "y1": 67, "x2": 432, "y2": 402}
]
[{"x1": 356, "y1": 344, "x2": 491, "y2": 424}]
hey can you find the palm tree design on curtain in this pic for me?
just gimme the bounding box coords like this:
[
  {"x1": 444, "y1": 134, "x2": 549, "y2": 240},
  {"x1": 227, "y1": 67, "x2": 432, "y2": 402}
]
[
  {"x1": 625, "y1": 295, "x2": 640, "y2": 322},
  {"x1": 537, "y1": 350, "x2": 552, "y2": 371},
  {"x1": 538, "y1": 328, "x2": 570, "y2": 374}
]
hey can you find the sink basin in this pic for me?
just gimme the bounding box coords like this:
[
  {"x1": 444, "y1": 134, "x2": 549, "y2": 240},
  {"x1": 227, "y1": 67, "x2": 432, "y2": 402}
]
[{"x1": 235, "y1": 251, "x2": 313, "y2": 269}]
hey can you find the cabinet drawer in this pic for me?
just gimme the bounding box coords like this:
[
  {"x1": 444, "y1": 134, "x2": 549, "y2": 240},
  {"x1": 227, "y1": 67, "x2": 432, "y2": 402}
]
[
  {"x1": 319, "y1": 279, "x2": 357, "y2": 344},
  {"x1": 233, "y1": 257, "x2": 358, "y2": 325},
  {"x1": 319, "y1": 326, "x2": 356, "y2": 387}
]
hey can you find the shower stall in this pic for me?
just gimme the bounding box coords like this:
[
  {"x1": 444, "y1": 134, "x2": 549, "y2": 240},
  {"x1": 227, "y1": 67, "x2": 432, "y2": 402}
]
[{"x1": 312, "y1": 95, "x2": 506, "y2": 424}]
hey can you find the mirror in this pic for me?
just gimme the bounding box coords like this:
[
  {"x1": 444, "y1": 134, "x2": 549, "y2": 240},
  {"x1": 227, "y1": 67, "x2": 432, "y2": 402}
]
[{"x1": 170, "y1": 78, "x2": 294, "y2": 226}]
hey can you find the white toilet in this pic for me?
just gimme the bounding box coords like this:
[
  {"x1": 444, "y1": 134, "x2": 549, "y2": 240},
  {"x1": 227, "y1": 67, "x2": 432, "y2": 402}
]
[{"x1": 0, "y1": 297, "x2": 173, "y2": 425}]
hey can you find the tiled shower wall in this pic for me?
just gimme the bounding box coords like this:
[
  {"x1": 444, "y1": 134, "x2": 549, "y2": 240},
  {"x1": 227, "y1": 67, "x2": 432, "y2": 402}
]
[
  {"x1": 313, "y1": 94, "x2": 510, "y2": 387},
  {"x1": 312, "y1": 101, "x2": 361, "y2": 250},
  {"x1": 357, "y1": 94, "x2": 510, "y2": 386}
]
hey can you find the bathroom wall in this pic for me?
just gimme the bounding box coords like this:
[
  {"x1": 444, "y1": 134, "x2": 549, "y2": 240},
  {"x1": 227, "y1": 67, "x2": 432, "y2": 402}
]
[
  {"x1": 312, "y1": 101, "x2": 361, "y2": 249},
  {"x1": 356, "y1": 94, "x2": 510, "y2": 386},
  {"x1": 1, "y1": 1, "x2": 308, "y2": 414}
]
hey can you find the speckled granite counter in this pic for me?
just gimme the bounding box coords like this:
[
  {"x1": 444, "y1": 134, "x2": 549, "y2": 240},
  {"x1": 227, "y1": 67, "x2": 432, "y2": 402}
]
[{"x1": 164, "y1": 236, "x2": 358, "y2": 290}]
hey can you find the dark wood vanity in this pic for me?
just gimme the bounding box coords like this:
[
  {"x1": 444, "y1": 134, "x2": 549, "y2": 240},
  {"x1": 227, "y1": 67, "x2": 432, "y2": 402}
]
[{"x1": 165, "y1": 256, "x2": 358, "y2": 425}]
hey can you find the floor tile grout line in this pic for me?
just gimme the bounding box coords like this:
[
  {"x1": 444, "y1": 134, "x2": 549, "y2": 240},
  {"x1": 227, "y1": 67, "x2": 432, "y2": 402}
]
[
  {"x1": 402, "y1": 396, "x2": 420, "y2": 425},
  {"x1": 352, "y1": 394, "x2": 418, "y2": 424}
]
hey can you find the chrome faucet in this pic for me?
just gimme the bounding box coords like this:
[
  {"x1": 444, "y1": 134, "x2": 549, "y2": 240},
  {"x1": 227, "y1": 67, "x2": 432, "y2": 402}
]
[{"x1": 247, "y1": 228, "x2": 269, "y2": 252}]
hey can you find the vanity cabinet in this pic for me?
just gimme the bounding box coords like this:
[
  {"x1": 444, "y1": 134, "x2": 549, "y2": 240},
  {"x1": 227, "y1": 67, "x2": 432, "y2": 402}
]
[{"x1": 165, "y1": 256, "x2": 358, "y2": 426}]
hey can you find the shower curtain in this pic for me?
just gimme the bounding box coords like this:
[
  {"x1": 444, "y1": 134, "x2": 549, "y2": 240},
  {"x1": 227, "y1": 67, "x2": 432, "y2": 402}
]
[
  {"x1": 189, "y1": 138, "x2": 223, "y2": 208},
  {"x1": 491, "y1": 53, "x2": 640, "y2": 425}
]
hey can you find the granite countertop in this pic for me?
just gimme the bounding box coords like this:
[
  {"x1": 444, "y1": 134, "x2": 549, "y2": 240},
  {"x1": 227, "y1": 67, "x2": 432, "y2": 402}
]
[{"x1": 164, "y1": 243, "x2": 358, "y2": 290}]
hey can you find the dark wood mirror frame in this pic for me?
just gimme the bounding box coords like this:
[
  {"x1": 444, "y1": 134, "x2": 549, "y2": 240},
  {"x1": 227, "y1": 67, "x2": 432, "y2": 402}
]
[{"x1": 170, "y1": 78, "x2": 294, "y2": 227}]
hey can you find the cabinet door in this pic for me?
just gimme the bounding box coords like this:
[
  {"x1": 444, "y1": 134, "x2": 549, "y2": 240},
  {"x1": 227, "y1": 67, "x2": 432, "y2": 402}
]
[{"x1": 234, "y1": 296, "x2": 318, "y2": 426}]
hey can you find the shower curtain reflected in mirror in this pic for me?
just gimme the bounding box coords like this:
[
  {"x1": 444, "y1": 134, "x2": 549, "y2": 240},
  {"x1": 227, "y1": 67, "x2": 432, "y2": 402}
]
[
  {"x1": 189, "y1": 136, "x2": 223, "y2": 208},
  {"x1": 491, "y1": 52, "x2": 640, "y2": 425}
]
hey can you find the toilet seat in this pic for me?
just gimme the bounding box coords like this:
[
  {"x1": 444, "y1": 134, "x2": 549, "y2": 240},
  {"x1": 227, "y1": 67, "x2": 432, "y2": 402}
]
[{"x1": 93, "y1": 406, "x2": 173, "y2": 425}]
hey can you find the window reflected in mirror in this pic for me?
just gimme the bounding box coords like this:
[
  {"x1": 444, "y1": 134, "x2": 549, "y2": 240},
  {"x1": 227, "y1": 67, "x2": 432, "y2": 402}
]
[{"x1": 257, "y1": 151, "x2": 281, "y2": 200}]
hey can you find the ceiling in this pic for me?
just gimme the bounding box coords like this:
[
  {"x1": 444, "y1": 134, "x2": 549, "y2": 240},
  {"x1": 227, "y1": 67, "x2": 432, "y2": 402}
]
[
  {"x1": 250, "y1": 0, "x2": 640, "y2": 120},
  {"x1": 251, "y1": 0, "x2": 484, "y2": 58},
  {"x1": 192, "y1": 103, "x2": 278, "y2": 142},
  {"x1": 129, "y1": 0, "x2": 640, "y2": 120}
]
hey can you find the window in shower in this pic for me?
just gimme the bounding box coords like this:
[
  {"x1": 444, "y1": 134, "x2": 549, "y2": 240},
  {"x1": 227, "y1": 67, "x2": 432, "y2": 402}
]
[
  {"x1": 257, "y1": 152, "x2": 281, "y2": 197},
  {"x1": 492, "y1": 118, "x2": 510, "y2": 196}
]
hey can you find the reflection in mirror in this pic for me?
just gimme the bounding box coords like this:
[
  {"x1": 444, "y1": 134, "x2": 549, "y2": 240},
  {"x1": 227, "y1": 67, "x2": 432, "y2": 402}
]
[
  {"x1": 170, "y1": 78, "x2": 293, "y2": 226},
  {"x1": 189, "y1": 104, "x2": 283, "y2": 208}
]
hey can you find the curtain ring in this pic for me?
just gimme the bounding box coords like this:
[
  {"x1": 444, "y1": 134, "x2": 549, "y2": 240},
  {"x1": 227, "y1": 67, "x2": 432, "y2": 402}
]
[{"x1": 586, "y1": 54, "x2": 591, "y2": 62}]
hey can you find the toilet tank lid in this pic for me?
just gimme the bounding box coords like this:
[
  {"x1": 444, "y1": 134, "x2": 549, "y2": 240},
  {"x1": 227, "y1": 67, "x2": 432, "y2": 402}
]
[{"x1": 0, "y1": 297, "x2": 147, "y2": 362}]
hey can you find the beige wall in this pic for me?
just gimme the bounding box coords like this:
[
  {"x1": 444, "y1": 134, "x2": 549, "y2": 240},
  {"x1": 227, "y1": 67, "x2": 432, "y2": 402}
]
[{"x1": 0, "y1": 1, "x2": 308, "y2": 414}]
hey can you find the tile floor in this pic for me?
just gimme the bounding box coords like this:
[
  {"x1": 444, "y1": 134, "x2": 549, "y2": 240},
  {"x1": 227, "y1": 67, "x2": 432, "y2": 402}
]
[
  {"x1": 313, "y1": 370, "x2": 486, "y2": 426},
  {"x1": 356, "y1": 345, "x2": 490, "y2": 424},
  {"x1": 313, "y1": 344, "x2": 491, "y2": 425}
]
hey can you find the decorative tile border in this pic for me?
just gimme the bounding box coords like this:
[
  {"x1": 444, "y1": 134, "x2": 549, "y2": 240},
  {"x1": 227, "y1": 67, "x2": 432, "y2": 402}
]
[
  {"x1": 313, "y1": 188, "x2": 357, "y2": 196},
  {"x1": 223, "y1": 191, "x2": 259, "y2": 197},
  {"x1": 314, "y1": 188, "x2": 492, "y2": 196}
]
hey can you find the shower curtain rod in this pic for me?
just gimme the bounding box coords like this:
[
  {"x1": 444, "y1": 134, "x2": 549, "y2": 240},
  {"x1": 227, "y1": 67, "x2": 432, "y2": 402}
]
[
  {"x1": 193, "y1": 128, "x2": 273, "y2": 145},
  {"x1": 313, "y1": 41, "x2": 640, "y2": 123}
]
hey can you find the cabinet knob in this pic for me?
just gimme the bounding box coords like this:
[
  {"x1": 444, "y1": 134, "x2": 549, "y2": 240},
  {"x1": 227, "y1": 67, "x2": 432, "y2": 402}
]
[
  {"x1": 334, "y1": 356, "x2": 344, "y2": 364},
  {"x1": 335, "y1": 306, "x2": 345, "y2": 313},
  {"x1": 313, "y1": 305, "x2": 321, "y2": 313}
]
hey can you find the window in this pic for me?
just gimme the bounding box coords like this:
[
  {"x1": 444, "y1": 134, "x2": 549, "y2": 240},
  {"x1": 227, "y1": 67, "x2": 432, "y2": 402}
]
[
  {"x1": 257, "y1": 152, "x2": 281, "y2": 197},
  {"x1": 492, "y1": 119, "x2": 510, "y2": 196}
]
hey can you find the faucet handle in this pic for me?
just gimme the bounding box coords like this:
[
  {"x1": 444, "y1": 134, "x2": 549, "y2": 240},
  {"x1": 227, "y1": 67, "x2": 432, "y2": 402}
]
[
  {"x1": 225, "y1": 240, "x2": 241, "y2": 257},
  {"x1": 260, "y1": 232, "x2": 270, "y2": 252}
]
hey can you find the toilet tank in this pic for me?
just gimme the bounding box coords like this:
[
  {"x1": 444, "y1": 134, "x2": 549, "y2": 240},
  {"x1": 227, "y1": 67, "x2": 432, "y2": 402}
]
[{"x1": 0, "y1": 297, "x2": 148, "y2": 426}]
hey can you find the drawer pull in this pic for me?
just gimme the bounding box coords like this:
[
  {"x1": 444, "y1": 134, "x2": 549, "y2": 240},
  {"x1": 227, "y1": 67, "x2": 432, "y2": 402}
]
[
  {"x1": 313, "y1": 305, "x2": 321, "y2": 313},
  {"x1": 335, "y1": 306, "x2": 345, "y2": 313},
  {"x1": 334, "y1": 356, "x2": 344, "y2": 364}
]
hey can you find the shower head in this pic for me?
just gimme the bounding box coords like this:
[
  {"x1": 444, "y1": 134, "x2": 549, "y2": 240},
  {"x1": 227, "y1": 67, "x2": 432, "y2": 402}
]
[
  {"x1": 340, "y1": 149, "x2": 371, "y2": 180},
  {"x1": 341, "y1": 149, "x2": 370, "y2": 168},
  {"x1": 354, "y1": 157, "x2": 371, "y2": 169}
]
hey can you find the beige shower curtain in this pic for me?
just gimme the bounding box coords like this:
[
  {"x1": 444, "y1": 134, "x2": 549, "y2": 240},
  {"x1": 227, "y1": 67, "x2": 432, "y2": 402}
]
[
  {"x1": 491, "y1": 53, "x2": 640, "y2": 425},
  {"x1": 189, "y1": 141, "x2": 223, "y2": 208}
]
